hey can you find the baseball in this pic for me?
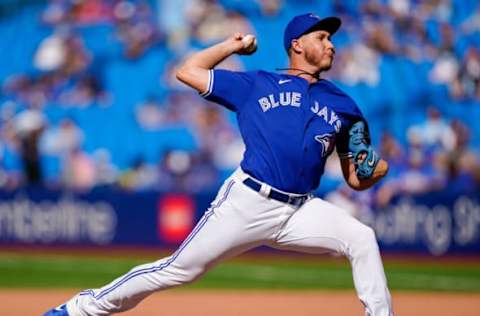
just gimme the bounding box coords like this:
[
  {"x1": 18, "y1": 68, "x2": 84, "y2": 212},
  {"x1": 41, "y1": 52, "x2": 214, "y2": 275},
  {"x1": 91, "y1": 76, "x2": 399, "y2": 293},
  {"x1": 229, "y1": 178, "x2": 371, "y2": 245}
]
[{"x1": 241, "y1": 34, "x2": 257, "y2": 54}]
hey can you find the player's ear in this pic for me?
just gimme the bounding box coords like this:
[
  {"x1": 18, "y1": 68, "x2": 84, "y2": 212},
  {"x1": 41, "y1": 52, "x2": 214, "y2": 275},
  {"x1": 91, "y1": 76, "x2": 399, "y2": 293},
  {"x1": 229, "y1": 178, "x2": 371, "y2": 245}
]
[{"x1": 291, "y1": 39, "x2": 303, "y2": 54}]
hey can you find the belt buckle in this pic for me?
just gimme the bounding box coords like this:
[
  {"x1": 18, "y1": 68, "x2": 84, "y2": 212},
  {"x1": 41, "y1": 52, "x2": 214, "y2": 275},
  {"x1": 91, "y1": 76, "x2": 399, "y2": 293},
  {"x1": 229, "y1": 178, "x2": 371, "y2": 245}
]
[{"x1": 288, "y1": 195, "x2": 304, "y2": 207}]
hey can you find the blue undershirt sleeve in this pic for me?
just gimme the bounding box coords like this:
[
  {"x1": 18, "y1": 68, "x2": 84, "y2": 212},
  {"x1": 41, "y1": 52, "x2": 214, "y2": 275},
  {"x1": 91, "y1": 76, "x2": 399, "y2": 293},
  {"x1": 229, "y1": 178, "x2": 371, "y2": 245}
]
[{"x1": 336, "y1": 100, "x2": 367, "y2": 159}]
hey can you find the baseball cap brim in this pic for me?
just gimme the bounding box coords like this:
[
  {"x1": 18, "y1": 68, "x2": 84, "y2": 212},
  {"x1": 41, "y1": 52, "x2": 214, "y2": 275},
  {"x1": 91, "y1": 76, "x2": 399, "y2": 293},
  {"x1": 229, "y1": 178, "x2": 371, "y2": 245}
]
[{"x1": 304, "y1": 16, "x2": 341, "y2": 37}]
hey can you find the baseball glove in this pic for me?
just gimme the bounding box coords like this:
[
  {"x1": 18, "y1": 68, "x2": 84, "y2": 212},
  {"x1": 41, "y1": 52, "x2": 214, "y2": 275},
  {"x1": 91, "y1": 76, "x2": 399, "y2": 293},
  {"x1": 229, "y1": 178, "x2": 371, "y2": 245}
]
[{"x1": 348, "y1": 120, "x2": 380, "y2": 179}]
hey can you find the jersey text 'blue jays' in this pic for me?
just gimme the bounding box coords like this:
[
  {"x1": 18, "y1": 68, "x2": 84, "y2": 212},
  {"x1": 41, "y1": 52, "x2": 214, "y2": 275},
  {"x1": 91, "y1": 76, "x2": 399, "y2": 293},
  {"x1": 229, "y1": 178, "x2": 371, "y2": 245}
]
[{"x1": 202, "y1": 69, "x2": 365, "y2": 194}]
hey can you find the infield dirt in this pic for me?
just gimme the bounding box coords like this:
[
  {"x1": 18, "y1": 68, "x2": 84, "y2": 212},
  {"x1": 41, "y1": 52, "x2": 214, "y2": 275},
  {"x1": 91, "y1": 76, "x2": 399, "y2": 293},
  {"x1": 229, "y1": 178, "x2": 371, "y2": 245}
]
[{"x1": 4, "y1": 289, "x2": 480, "y2": 315}]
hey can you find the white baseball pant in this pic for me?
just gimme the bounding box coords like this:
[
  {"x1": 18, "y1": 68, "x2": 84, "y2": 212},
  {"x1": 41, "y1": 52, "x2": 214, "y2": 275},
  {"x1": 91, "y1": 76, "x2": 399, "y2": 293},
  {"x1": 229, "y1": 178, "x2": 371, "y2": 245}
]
[{"x1": 66, "y1": 168, "x2": 393, "y2": 316}]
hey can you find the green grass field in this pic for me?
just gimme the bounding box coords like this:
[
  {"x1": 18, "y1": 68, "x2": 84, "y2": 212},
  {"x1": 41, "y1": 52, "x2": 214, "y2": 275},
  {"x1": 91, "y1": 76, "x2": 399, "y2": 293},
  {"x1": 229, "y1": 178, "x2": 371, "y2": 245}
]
[{"x1": 1, "y1": 251, "x2": 479, "y2": 292}]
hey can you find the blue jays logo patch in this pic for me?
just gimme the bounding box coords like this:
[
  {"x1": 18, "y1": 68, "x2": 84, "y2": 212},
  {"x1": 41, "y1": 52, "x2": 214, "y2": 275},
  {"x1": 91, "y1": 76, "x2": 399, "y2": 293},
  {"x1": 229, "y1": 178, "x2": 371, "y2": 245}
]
[{"x1": 314, "y1": 133, "x2": 335, "y2": 157}]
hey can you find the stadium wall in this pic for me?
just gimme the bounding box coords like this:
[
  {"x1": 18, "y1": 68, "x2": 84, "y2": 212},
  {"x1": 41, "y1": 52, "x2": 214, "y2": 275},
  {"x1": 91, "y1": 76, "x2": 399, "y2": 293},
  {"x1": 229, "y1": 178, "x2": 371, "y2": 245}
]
[{"x1": 0, "y1": 187, "x2": 478, "y2": 256}]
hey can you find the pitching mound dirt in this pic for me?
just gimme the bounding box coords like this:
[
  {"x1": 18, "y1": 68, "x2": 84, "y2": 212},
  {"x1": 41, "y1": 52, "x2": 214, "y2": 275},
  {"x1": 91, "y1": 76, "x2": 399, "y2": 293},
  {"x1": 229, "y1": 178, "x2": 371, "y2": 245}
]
[{"x1": 4, "y1": 289, "x2": 480, "y2": 315}]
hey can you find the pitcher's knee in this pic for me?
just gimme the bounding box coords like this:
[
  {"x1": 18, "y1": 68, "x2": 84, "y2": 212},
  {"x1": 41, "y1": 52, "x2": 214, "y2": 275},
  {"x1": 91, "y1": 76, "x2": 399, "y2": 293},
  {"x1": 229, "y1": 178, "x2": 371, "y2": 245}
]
[
  {"x1": 171, "y1": 265, "x2": 206, "y2": 285},
  {"x1": 360, "y1": 225, "x2": 377, "y2": 245},
  {"x1": 350, "y1": 225, "x2": 379, "y2": 255},
  {"x1": 185, "y1": 267, "x2": 206, "y2": 284}
]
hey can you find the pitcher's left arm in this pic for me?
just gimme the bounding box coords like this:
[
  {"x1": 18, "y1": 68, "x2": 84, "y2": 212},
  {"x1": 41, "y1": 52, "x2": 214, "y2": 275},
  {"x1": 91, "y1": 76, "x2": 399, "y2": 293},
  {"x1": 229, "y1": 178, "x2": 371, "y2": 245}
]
[{"x1": 338, "y1": 120, "x2": 389, "y2": 191}]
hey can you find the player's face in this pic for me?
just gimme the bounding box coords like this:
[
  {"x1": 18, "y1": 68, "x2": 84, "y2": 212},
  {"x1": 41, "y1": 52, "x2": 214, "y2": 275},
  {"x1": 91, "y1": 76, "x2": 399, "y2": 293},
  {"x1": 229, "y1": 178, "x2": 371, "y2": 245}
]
[{"x1": 301, "y1": 30, "x2": 335, "y2": 71}]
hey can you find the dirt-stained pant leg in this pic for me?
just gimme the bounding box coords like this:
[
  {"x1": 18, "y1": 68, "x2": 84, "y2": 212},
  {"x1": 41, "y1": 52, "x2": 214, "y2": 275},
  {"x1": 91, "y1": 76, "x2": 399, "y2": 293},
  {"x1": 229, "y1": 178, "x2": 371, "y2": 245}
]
[{"x1": 272, "y1": 197, "x2": 393, "y2": 316}]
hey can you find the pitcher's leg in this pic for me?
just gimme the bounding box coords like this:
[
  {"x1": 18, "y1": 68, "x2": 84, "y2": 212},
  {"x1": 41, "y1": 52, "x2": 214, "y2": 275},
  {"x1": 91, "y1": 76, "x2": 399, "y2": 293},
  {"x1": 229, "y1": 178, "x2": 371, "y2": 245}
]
[
  {"x1": 67, "y1": 179, "x2": 260, "y2": 316},
  {"x1": 272, "y1": 198, "x2": 393, "y2": 316}
]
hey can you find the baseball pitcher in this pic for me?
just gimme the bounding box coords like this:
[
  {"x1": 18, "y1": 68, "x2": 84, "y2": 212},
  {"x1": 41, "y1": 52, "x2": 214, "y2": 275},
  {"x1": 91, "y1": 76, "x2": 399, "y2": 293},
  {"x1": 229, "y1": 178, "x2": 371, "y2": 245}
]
[{"x1": 45, "y1": 13, "x2": 393, "y2": 316}]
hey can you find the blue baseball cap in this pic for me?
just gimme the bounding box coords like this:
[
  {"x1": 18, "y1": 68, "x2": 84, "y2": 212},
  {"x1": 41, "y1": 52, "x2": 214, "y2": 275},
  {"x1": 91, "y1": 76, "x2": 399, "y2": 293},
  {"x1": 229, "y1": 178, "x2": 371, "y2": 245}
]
[{"x1": 284, "y1": 13, "x2": 341, "y2": 51}]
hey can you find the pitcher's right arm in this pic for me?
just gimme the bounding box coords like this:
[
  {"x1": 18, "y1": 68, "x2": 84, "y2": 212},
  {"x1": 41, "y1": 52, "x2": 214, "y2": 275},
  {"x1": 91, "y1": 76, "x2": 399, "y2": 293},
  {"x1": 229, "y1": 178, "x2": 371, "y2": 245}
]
[{"x1": 176, "y1": 33, "x2": 253, "y2": 93}]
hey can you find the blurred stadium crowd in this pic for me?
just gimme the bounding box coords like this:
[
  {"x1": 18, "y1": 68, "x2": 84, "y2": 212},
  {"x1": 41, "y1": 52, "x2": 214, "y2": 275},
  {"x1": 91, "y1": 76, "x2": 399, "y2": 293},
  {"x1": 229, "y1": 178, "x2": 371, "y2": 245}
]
[{"x1": 0, "y1": 0, "x2": 479, "y2": 206}]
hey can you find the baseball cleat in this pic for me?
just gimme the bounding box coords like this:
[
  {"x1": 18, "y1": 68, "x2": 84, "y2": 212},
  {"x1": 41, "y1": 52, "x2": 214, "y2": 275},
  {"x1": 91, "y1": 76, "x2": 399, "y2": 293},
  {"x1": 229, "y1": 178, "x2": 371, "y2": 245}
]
[{"x1": 43, "y1": 304, "x2": 69, "y2": 316}]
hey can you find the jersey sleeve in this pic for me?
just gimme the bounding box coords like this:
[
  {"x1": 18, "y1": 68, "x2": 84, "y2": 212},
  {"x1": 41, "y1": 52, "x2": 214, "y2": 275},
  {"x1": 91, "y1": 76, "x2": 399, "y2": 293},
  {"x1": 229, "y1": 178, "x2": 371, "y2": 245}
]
[
  {"x1": 335, "y1": 99, "x2": 367, "y2": 159},
  {"x1": 200, "y1": 69, "x2": 256, "y2": 112}
]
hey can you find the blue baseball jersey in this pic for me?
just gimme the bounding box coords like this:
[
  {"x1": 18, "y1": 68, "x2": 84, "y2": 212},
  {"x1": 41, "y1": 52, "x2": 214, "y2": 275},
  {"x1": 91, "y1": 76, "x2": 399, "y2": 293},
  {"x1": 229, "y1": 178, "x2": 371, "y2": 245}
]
[{"x1": 201, "y1": 70, "x2": 365, "y2": 194}]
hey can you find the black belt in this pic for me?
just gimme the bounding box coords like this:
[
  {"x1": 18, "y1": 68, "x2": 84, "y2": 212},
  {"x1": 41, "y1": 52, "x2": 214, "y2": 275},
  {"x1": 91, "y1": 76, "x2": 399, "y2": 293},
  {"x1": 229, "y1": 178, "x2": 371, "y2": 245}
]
[{"x1": 242, "y1": 177, "x2": 309, "y2": 207}]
